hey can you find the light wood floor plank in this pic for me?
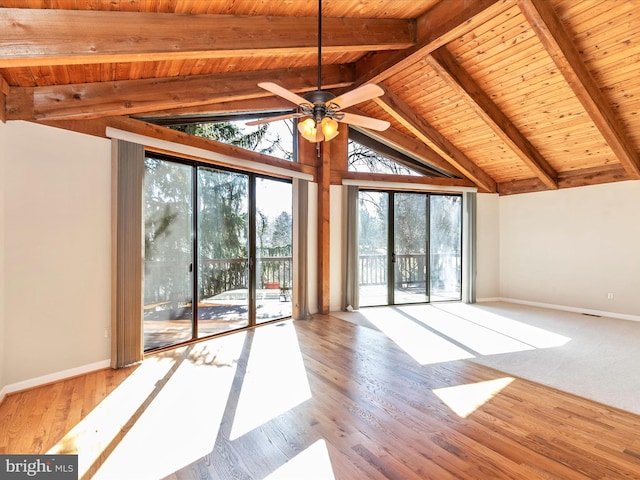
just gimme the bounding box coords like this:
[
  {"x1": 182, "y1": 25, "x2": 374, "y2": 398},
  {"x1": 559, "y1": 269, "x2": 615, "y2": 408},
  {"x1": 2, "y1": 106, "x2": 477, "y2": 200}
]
[{"x1": 1, "y1": 313, "x2": 640, "y2": 479}]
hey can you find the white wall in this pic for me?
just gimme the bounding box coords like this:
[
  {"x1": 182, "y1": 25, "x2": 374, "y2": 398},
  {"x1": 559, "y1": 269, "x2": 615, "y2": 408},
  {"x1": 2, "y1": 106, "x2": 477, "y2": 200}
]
[
  {"x1": 499, "y1": 181, "x2": 640, "y2": 317},
  {"x1": 0, "y1": 121, "x2": 7, "y2": 396},
  {"x1": 3, "y1": 121, "x2": 112, "y2": 386},
  {"x1": 476, "y1": 193, "x2": 500, "y2": 299}
]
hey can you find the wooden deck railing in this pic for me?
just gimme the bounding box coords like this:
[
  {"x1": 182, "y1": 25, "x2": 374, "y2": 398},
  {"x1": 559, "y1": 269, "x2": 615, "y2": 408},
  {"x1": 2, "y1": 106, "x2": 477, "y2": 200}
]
[
  {"x1": 144, "y1": 252, "x2": 460, "y2": 306},
  {"x1": 359, "y1": 252, "x2": 461, "y2": 289},
  {"x1": 144, "y1": 256, "x2": 293, "y2": 305}
]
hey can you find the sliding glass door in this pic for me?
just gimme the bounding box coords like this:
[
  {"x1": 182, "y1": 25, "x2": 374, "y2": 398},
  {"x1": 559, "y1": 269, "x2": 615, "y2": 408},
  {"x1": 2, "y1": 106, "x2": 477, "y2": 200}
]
[
  {"x1": 197, "y1": 167, "x2": 250, "y2": 337},
  {"x1": 394, "y1": 193, "x2": 429, "y2": 304},
  {"x1": 255, "y1": 177, "x2": 293, "y2": 324},
  {"x1": 358, "y1": 191, "x2": 389, "y2": 307},
  {"x1": 143, "y1": 156, "x2": 292, "y2": 351},
  {"x1": 430, "y1": 195, "x2": 463, "y2": 301},
  {"x1": 143, "y1": 159, "x2": 194, "y2": 349},
  {"x1": 358, "y1": 190, "x2": 462, "y2": 307}
]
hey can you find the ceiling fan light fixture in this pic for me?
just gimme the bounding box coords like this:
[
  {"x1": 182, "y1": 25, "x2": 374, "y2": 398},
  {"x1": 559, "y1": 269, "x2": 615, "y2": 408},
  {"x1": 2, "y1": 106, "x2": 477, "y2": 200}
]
[
  {"x1": 251, "y1": 0, "x2": 389, "y2": 139},
  {"x1": 297, "y1": 116, "x2": 339, "y2": 143},
  {"x1": 321, "y1": 116, "x2": 339, "y2": 141},
  {"x1": 298, "y1": 117, "x2": 320, "y2": 142}
]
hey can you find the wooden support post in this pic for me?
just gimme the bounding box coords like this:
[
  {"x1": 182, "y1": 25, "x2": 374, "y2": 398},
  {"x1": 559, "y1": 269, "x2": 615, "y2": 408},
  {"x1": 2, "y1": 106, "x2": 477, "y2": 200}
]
[
  {"x1": 0, "y1": 75, "x2": 9, "y2": 123},
  {"x1": 297, "y1": 131, "x2": 330, "y2": 314},
  {"x1": 317, "y1": 140, "x2": 331, "y2": 314}
]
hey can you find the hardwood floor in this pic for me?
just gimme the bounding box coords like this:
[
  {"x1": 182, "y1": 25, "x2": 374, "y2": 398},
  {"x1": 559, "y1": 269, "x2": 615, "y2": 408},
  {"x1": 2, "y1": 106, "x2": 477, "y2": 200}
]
[{"x1": 2, "y1": 313, "x2": 640, "y2": 479}]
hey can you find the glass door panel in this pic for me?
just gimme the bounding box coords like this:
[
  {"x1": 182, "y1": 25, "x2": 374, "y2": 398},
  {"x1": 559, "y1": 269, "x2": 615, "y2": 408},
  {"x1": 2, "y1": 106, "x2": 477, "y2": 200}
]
[
  {"x1": 255, "y1": 177, "x2": 293, "y2": 324},
  {"x1": 197, "y1": 167, "x2": 250, "y2": 336},
  {"x1": 394, "y1": 193, "x2": 429, "y2": 304},
  {"x1": 358, "y1": 191, "x2": 389, "y2": 307},
  {"x1": 143, "y1": 158, "x2": 194, "y2": 351},
  {"x1": 144, "y1": 156, "x2": 296, "y2": 349},
  {"x1": 430, "y1": 195, "x2": 462, "y2": 301},
  {"x1": 357, "y1": 190, "x2": 463, "y2": 307}
]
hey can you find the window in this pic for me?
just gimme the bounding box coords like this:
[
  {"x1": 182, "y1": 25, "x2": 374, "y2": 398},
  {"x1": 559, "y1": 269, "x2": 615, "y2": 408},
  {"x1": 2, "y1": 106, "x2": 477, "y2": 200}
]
[
  {"x1": 348, "y1": 127, "x2": 451, "y2": 177},
  {"x1": 161, "y1": 116, "x2": 297, "y2": 161},
  {"x1": 348, "y1": 139, "x2": 422, "y2": 175}
]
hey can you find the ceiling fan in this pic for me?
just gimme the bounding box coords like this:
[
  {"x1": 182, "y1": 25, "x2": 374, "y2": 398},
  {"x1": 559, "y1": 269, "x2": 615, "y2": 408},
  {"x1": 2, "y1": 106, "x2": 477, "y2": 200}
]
[{"x1": 247, "y1": 0, "x2": 391, "y2": 143}]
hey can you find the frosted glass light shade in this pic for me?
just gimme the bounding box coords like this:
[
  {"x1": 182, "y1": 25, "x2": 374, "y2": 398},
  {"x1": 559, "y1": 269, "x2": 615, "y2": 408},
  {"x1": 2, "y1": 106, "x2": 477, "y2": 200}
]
[
  {"x1": 298, "y1": 118, "x2": 318, "y2": 142},
  {"x1": 321, "y1": 117, "x2": 339, "y2": 141}
]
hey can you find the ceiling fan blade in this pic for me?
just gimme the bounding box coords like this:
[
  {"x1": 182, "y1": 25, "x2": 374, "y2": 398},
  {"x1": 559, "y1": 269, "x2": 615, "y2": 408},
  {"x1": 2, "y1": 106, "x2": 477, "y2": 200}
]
[
  {"x1": 341, "y1": 112, "x2": 390, "y2": 131},
  {"x1": 258, "y1": 82, "x2": 309, "y2": 107},
  {"x1": 246, "y1": 112, "x2": 302, "y2": 126},
  {"x1": 332, "y1": 84, "x2": 385, "y2": 110}
]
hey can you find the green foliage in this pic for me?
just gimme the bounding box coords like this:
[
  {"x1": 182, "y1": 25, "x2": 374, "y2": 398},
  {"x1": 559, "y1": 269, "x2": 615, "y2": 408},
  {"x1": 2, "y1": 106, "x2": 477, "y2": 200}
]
[
  {"x1": 358, "y1": 191, "x2": 388, "y2": 255},
  {"x1": 269, "y1": 211, "x2": 293, "y2": 254},
  {"x1": 143, "y1": 159, "x2": 194, "y2": 305},
  {"x1": 144, "y1": 158, "x2": 192, "y2": 262},
  {"x1": 395, "y1": 193, "x2": 428, "y2": 255},
  {"x1": 198, "y1": 168, "x2": 249, "y2": 260},
  {"x1": 170, "y1": 121, "x2": 287, "y2": 157},
  {"x1": 144, "y1": 155, "x2": 293, "y2": 301},
  {"x1": 430, "y1": 195, "x2": 462, "y2": 254}
]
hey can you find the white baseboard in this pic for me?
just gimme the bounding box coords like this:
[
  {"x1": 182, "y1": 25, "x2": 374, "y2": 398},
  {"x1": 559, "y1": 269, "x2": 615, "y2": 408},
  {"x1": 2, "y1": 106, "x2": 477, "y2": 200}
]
[
  {"x1": 478, "y1": 297, "x2": 640, "y2": 323},
  {"x1": 0, "y1": 359, "x2": 111, "y2": 402}
]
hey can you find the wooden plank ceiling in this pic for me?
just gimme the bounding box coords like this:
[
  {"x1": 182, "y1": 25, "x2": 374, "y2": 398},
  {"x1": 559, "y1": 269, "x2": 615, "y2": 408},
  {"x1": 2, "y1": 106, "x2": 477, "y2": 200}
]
[{"x1": 1, "y1": 0, "x2": 639, "y2": 194}]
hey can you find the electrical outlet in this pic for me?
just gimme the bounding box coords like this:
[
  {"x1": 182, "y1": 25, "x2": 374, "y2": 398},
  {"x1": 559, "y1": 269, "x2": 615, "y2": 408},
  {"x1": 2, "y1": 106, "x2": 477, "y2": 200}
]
[{"x1": 607, "y1": 293, "x2": 614, "y2": 300}]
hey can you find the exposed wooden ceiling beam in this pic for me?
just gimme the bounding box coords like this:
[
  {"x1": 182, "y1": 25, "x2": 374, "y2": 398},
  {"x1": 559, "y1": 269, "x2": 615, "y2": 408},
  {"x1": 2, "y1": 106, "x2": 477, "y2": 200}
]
[
  {"x1": 135, "y1": 97, "x2": 296, "y2": 119},
  {"x1": 0, "y1": 8, "x2": 414, "y2": 68},
  {"x1": 352, "y1": 0, "x2": 515, "y2": 87},
  {"x1": 373, "y1": 86, "x2": 497, "y2": 193},
  {"x1": 6, "y1": 65, "x2": 354, "y2": 121},
  {"x1": 519, "y1": 0, "x2": 640, "y2": 180},
  {"x1": 498, "y1": 164, "x2": 629, "y2": 195},
  {"x1": 427, "y1": 46, "x2": 558, "y2": 190}
]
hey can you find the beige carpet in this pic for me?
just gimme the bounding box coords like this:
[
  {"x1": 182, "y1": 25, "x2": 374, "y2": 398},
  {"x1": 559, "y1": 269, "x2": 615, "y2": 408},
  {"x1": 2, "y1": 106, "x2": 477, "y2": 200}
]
[{"x1": 331, "y1": 301, "x2": 640, "y2": 415}]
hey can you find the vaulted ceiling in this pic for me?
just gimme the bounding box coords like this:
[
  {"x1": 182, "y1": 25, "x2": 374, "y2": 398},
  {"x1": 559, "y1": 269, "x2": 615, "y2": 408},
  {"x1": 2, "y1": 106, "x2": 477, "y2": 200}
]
[{"x1": 2, "y1": 0, "x2": 639, "y2": 194}]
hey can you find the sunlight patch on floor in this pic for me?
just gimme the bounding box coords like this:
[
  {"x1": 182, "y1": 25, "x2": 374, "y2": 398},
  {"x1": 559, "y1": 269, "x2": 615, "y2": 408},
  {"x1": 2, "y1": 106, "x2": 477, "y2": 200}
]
[
  {"x1": 433, "y1": 377, "x2": 515, "y2": 418},
  {"x1": 230, "y1": 322, "x2": 311, "y2": 440},
  {"x1": 358, "y1": 307, "x2": 475, "y2": 365},
  {"x1": 435, "y1": 303, "x2": 571, "y2": 348},
  {"x1": 51, "y1": 333, "x2": 246, "y2": 480},
  {"x1": 47, "y1": 355, "x2": 177, "y2": 477},
  {"x1": 93, "y1": 335, "x2": 245, "y2": 479},
  {"x1": 399, "y1": 305, "x2": 535, "y2": 355},
  {"x1": 264, "y1": 439, "x2": 336, "y2": 480}
]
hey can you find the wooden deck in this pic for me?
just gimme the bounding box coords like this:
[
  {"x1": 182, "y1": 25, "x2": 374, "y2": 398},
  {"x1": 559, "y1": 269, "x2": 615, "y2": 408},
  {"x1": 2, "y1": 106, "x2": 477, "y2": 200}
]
[{"x1": 2, "y1": 313, "x2": 640, "y2": 479}]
